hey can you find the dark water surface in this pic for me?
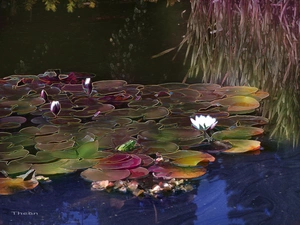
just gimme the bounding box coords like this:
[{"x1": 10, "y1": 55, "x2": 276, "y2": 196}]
[
  {"x1": 1, "y1": 142, "x2": 300, "y2": 225},
  {"x1": 0, "y1": 0, "x2": 189, "y2": 83}
]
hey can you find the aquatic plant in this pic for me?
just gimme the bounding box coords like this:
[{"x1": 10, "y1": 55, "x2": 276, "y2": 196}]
[
  {"x1": 153, "y1": 0, "x2": 300, "y2": 146},
  {"x1": 0, "y1": 71, "x2": 268, "y2": 196}
]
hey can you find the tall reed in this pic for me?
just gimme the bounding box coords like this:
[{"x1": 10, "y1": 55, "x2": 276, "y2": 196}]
[{"x1": 162, "y1": 0, "x2": 300, "y2": 146}]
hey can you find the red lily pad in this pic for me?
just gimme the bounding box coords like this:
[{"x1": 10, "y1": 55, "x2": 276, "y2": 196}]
[
  {"x1": 128, "y1": 167, "x2": 149, "y2": 179},
  {"x1": 136, "y1": 154, "x2": 154, "y2": 167},
  {"x1": 81, "y1": 168, "x2": 130, "y2": 182},
  {"x1": 93, "y1": 154, "x2": 142, "y2": 170}
]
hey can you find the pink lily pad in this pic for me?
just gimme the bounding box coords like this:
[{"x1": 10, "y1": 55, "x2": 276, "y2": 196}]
[
  {"x1": 128, "y1": 167, "x2": 149, "y2": 179},
  {"x1": 81, "y1": 168, "x2": 130, "y2": 181},
  {"x1": 93, "y1": 154, "x2": 141, "y2": 170}
]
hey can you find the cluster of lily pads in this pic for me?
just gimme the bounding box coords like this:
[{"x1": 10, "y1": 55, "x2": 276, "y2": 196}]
[{"x1": 0, "y1": 71, "x2": 269, "y2": 196}]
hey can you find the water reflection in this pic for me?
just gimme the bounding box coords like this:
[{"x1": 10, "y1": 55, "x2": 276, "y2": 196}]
[{"x1": 2, "y1": 142, "x2": 300, "y2": 224}]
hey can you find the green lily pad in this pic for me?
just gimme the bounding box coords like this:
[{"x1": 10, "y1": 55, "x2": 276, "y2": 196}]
[
  {"x1": 216, "y1": 86, "x2": 258, "y2": 96},
  {"x1": 35, "y1": 140, "x2": 75, "y2": 151},
  {"x1": 0, "y1": 149, "x2": 29, "y2": 161},
  {"x1": 0, "y1": 161, "x2": 32, "y2": 175},
  {"x1": 212, "y1": 127, "x2": 264, "y2": 140},
  {"x1": 140, "y1": 141, "x2": 179, "y2": 155},
  {"x1": 60, "y1": 159, "x2": 98, "y2": 170},
  {"x1": 139, "y1": 128, "x2": 203, "y2": 142},
  {"x1": 164, "y1": 150, "x2": 215, "y2": 167},
  {"x1": 32, "y1": 159, "x2": 76, "y2": 175}
]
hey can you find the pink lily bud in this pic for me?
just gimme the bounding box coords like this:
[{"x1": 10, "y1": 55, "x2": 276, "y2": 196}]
[
  {"x1": 40, "y1": 89, "x2": 48, "y2": 102},
  {"x1": 82, "y1": 78, "x2": 93, "y2": 95},
  {"x1": 50, "y1": 101, "x2": 61, "y2": 117}
]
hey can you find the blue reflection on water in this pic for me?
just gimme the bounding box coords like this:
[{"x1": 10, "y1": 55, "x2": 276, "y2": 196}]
[
  {"x1": 194, "y1": 178, "x2": 243, "y2": 225},
  {"x1": 2, "y1": 142, "x2": 300, "y2": 225}
]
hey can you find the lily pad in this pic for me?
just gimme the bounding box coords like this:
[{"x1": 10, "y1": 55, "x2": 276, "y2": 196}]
[
  {"x1": 32, "y1": 159, "x2": 76, "y2": 175},
  {"x1": 139, "y1": 128, "x2": 202, "y2": 142},
  {"x1": 81, "y1": 168, "x2": 130, "y2": 182},
  {"x1": 223, "y1": 139, "x2": 261, "y2": 153},
  {"x1": 0, "y1": 161, "x2": 32, "y2": 175},
  {"x1": 149, "y1": 163, "x2": 206, "y2": 179},
  {"x1": 140, "y1": 141, "x2": 179, "y2": 155},
  {"x1": 93, "y1": 154, "x2": 141, "y2": 170},
  {"x1": 128, "y1": 167, "x2": 149, "y2": 179},
  {"x1": 211, "y1": 96, "x2": 260, "y2": 114},
  {"x1": 0, "y1": 169, "x2": 39, "y2": 195},
  {"x1": 212, "y1": 127, "x2": 264, "y2": 140},
  {"x1": 164, "y1": 150, "x2": 215, "y2": 167}
]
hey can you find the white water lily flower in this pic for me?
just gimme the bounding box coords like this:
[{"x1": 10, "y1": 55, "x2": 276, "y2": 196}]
[{"x1": 190, "y1": 115, "x2": 218, "y2": 130}]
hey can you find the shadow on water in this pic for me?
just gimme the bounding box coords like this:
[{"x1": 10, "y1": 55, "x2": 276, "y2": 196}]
[
  {"x1": 1, "y1": 141, "x2": 300, "y2": 225},
  {"x1": 0, "y1": 0, "x2": 189, "y2": 84}
]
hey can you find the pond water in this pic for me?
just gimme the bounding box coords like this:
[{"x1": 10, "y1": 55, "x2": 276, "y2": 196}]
[
  {"x1": 0, "y1": 1, "x2": 299, "y2": 225},
  {"x1": 1, "y1": 141, "x2": 300, "y2": 225}
]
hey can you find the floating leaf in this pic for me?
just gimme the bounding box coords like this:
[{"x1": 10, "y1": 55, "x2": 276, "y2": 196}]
[
  {"x1": 0, "y1": 169, "x2": 38, "y2": 195},
  {"x1": 139, "y1": 128, "x2": 202, "y2": 142},
  {"x1": 216, "y1": 86, "x2": 258, "y2": 96},
  {"x1": 81, "y1": 168, "x2": 130, "y2": 181},
  {"x1": 35, "y1": 140, "x2": 75, "y2": 151},
  {"x1": 223, "y1": 139, "x2": 261, "y2": 153},
  {"x1": 128, "y1": 167, "x2": 149, "y2": 179},
  {"x1": 149, "y1": 163, "x2": 206, "y2": 179},
  {"x1": 93, "y1": 154, "x2": 141, "y2": 170},
  {"x1": 165, "y1": 150, "x2": 215, "y2": 166},
  {"x1": 0, "y1": 161, "x2": 32, "y2": 175},
  {"x1": 32, "y1": 160, "x2": 75, "y2": 175},
  {"x1": 140, "y1": 141, "x2": 179, "y2": 155},
  {"x1": 211, "y1": 96, "x2": 260, "y2": 114},
  {"x1": 212, "y1": 127, "x2": 264, "y2": 140}
]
